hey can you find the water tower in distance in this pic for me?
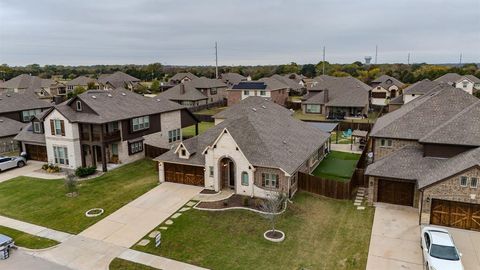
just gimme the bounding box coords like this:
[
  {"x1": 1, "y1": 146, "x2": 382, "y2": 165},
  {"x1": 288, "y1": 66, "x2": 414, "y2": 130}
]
[{"x1": 364, "y1": 56, "x2": 372, "y2": 65}]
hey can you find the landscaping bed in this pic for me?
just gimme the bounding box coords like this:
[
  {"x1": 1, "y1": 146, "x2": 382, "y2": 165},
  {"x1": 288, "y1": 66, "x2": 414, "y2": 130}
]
[
  {"x1": 134, "y1": 192, "x2": 374, "y2": 270},
  {"x1": 196, "y1": 194, "x2": 267, "y2": 211},
  {"x1": 0, "y1": 225, "x2": 59, "y2": 249},
  {"x1": 312, "y1": 151, "x2": 361, "y2": 181}
]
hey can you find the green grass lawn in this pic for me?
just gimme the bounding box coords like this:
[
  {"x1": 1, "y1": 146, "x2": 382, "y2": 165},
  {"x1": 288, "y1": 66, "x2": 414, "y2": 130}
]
[
  {"x1": 0, "y1": 159, "x2": 158, "y2": 234},
  {"x1": 134, "y1": 192, "x2": 373, "y2": 270},
  {"x1": 0, "y1": 225, "x2": 59, "y2": 249},
  {"x1": 182, "y1": 122, "x2": 215, "y2": 138},
  {"x1": 194, "y1": 107, "x2": 227, "y2": 115},
  {"x1": 312, "y1": 151, "x2": 361, "y2": 181},
  {"x1": 109, "y1": 258, "x2": 160, "y2": 270},
  {"x1": 293, "y1": 110, "x2": 327, "y2": 121}
]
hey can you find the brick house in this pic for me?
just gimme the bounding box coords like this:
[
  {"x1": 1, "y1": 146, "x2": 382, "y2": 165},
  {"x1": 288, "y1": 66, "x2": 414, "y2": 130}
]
[
  {"x1": 155, "y1": 97, "x2": 330, "y2": 199},
  {"x1": 157, "y1": 77, "x2": 227, "y2": 107},
  {"x1": 370, "y1": 75, "x2": 405, "y2": 106},
  {"x1": 227, "y1": 78, "x2": 289, "y2": 106},
  {"x1": 366, "y1": 83, "x2": 480, "y2": 231}
]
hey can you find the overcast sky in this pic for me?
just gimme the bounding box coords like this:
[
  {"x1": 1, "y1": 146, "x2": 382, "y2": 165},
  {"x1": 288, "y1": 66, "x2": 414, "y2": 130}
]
[{"x1": 0, "y1": 0, "x2": 479, "y2": 66}]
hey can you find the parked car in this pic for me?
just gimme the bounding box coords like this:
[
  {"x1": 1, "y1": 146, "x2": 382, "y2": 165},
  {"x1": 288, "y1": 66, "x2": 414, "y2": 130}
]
[
  {"x1": 421, "y1": 227, "x2": 464, "y2": 270},
  {"x1": 0, "y1": 234, "x2": 14, "y2": 260},
  {"x1": 0, "y1": 156, "x2": 26, "y2": 172}
]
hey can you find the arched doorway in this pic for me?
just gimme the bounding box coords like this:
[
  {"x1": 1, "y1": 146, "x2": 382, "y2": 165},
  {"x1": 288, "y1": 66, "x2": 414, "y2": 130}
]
[{"x1": 219, "y1": 157, "x2": 235, "y2": 190}]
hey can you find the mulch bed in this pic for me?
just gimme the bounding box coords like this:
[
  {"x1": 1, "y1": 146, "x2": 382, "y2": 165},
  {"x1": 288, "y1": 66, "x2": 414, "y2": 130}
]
[
  {"x1": 265, "y1": 230, "x2": 284, "y2": 239},
  {"x1": 196, "y1": 195, "x2": 266, "y2": 211},
  {"x1": 200, "y1": 189, "x2": 219, "y2": 194}
]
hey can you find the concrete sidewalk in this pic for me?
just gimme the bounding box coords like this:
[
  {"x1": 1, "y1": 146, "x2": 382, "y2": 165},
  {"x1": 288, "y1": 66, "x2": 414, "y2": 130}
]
[
  {"x1": 0, "y1": 215, "x2": 72, "y2": 243},
  {"x1": 119, "y1": 249, "x2": 208, "y2": 270}
]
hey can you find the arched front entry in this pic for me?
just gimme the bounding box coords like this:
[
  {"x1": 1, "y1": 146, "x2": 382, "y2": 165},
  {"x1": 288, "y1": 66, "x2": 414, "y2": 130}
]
[{"x1": 219, "y1": 157, "x2": 235, "y2": 190}]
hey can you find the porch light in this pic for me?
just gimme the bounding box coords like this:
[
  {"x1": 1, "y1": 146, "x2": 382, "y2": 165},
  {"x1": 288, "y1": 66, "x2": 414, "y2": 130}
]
[{"x1": 426, "y1": 197, "x2": 430, "y2": 203}]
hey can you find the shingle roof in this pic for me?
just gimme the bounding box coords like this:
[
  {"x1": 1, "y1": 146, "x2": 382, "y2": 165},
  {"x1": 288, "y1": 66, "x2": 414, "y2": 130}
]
[
  {"x1": 213, "y1": 96, "x2": 293, "y2": 120},
  {"x1": 169, "y1": 72, "x2": 199, "y2": 82},
  {"x1": 0, "y1": 91, "x2": 52, "y2": 114},
  {"x1": 54, "y1": 89, "x2": 185, "y2": 124},
  {"x1": 366, "y1": 145, "x2": 480, "y2": 189},
  {"x1": 97, "y1": 71, "x2": 140, "y2": 85},
  {"x1": 13, "y1": 123, "x2": 45, "y2": 144},
  {"x1": 389, "y1": 95, "x2": 404, "y2": 105},
  {"x1": 220, "y1": 73, "x2": 246, "y2": 86},
  {"x1": 0, "y1": 117, "x2": 26, "y2": 138},
  {"x1": 157, "y1": 82, "x2": 208, "y2": 101},
  {"x1": 66, "y1": 76, "x2": 97, "y2": 86},
  {"x1": 371, "y1": 75, "x2": 405, "y2": 88},
  {"x1": 434, "y1": 73, "x2": 462, "y2": 84},
  {"x1": 304, "y1": 75, "x2": 369, "y2": 107},
  {"x1": 0, "y1": 74, "x2": 56, "y2": 92},
  {"x1": 370, "y1": 84, "x2": 478, "y2": 140},
  {"x1": 259, "y1": 77, "x2": 290, "y2": 91},
  {"x1": 269, "y1": 74, "x2": 303, "y2": 91},
  {"x1": 190, "y1": 77, "x2": 226, "y2": 89},
  {"x1": 403, "y1": 79, "x2": 440, "y2": 95},
  {"x1": 456, "y1": 74, "x2": 480, "y2": 84},
  {"x1": 157, "y1": 97, "x2": 329, "y2": 174}
]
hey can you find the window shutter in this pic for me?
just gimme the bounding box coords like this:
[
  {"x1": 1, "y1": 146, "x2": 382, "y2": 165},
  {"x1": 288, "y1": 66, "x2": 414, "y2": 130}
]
[
  {"x1": 262, "y1": 173, "x2": 265, "y2": 187},
  {"x1": 50, "y1": 120, "x2": 55, "y2": 135},
  {"x1": 60, "y1": 120, "x2": 65, "y2": 136},
  {"x1": 275, "y1": 175, "x2": 279, "y2": 188}
]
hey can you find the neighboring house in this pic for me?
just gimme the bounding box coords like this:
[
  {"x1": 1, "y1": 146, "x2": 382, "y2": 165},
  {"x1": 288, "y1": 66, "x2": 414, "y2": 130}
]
[
  {"x1": 155, "y1": 97, "x2": 330, "y2": 198},
  {"x1": 66, "y1": 76, "x2": 99, "y2": 92},
  {"x1": 301, "y1": 75, "x2": 370, "y2": 118},
  {"x1": 435, "y1": 73, "x2": 480, "y2": 95},
  {"x1": 0, "y1": 117, "x2": 26, "y2": 153},
  {"x1": 0, "y1": 91, "x2": 52, "y2": 123},
  {"x1": 388, "y1": 79, "x2": 440, "y2": 112},
  {"x1": 365, "y1": 84, "x2": 480, "y2": 231},
  {"x1": 98, "y1": 71, "x2": 141, "y2": 91},
  {"x1": 169, "y1": 72, "x2": 199, "y2": 85},
  {"x1": 219, "y1": 73, "x2": 247, "y2": 88},
  {"x1": 434, "y1": 73, "x2": 462, "y2": 86},
  {"x1": 370, "y1": 75, "x2": 405, "y2": 106},
  {"x1": 0, "y1": 74, "x2": 66, "y2": 98},
  {"x1": 270, "y1": 74, "x2": 304, "y2": 95},
  {"x1": 227, "y1": 79, "x2": 289, "y2": 106},
  {"x1": 15, "y1": 89, "x2": 198, "y2": 171},
  {"x1": 157, "y1": 77, "x2": 227, "y2": 107}
]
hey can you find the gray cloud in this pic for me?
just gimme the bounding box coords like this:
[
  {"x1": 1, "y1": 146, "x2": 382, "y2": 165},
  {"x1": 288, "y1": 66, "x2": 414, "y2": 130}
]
[{"x1": 0, "y1": 0, "x2": 479, "y2": 66}]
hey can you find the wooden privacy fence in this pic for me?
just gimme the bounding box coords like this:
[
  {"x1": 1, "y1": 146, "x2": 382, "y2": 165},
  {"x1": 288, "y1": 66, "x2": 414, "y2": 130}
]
[
  {"x1": 144, "y1": 144, "x2": 169, "y2": 159},
  {"x1": 188, "y1": 100, "x2": 227, "y2": 112},
  {"x1": 297, "y1": 172, "x2": 353, "y2": 200}
]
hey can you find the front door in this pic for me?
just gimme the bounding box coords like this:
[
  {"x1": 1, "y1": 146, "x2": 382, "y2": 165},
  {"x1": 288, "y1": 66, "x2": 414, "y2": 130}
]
[{"x1": 220, "y1": 158, "x2": 235, "y2": 189}]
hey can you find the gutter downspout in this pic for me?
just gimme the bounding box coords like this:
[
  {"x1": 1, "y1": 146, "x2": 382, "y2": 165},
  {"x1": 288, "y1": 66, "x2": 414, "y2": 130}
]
[{"x1": 419, "y1": 190, "x2": 423, "y2": 226}]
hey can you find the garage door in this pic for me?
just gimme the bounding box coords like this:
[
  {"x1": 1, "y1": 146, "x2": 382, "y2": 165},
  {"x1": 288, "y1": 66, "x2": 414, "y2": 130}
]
[
  {"x1": 377, "y1": 179, "x2": 415, "y2": 206},
  {"x1": 430, "y1": 199, "x2": 480, "y2": 231},
  {"x1": 164, "y1": 162, "x2": 204, "y2": 186},
  {"x1": 25, "y1": 144, "x2": 47, "y2": 162}
]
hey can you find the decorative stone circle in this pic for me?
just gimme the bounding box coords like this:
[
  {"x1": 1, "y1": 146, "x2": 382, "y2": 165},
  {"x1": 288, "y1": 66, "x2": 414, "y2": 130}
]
[
  {"x1": 263, "y1": 230, "x2": 285, "y2": 243},
  {"x1": 85, "y1": 208, "x2": 104, "y2": 217},
  {"x1": 165, "y1": 219, "x2": 173, "y2": 225}
]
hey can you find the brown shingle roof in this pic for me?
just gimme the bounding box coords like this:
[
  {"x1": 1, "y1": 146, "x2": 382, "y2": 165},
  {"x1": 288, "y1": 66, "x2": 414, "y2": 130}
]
[
  {"x1": 0, "y1": 91, "x2": 52, "y2": 114},
  {"x1": 0, "y1": 117, "x2": 26, "y2": 138}
]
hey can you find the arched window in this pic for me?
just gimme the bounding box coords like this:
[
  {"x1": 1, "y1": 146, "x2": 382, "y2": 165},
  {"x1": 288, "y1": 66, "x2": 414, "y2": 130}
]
[{"x1": 241, "y1": 172, "x2": 249, "y2": 186}]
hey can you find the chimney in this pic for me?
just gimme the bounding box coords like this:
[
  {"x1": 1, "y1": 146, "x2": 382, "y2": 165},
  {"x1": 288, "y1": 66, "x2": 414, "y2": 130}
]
[
  {"x1": 180, "y1": 84, "x2": 185, "y2": 95},
  {"x1": 323, "y1": 89, "x2": 329, "y2": 103}
]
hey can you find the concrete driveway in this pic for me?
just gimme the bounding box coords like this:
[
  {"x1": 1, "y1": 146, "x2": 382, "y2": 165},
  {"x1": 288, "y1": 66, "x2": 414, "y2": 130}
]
[
  {"x1": 433, "y1": 226, "x2": 480, "y2": 270},
  {"x1": 0, "y1": 160, "x2": 44, "y2": 183},
  {"x1": 0, "y1": 249, "x2": 72, "y2": 270},
  {"x1": 366, "y1": 203, "x2": 423, "y2": 270}
]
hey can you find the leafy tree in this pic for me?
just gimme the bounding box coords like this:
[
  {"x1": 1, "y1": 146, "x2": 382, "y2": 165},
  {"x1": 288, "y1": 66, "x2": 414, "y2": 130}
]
[
  {"x1": 87, "y1": 81, "x2": 96, "y2": 90},
  {"x1": 150, "y1": 79, "x2": 160, "y2": 93},
  {"x1": 67, "y1": 86, "x2": 86, "y2": 99},
  {"x1": 300, "y1": 64, "x2": 316, "y2": 78},
  {"x1": 331, "y1": 71, "x2": 350, "y2": 77}
]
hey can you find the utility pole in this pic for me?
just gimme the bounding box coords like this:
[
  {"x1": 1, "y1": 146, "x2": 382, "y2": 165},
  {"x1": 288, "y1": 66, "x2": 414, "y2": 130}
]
[
  {"x1": 459, "y1": 53, "x2": 462, "y2": 65},
  {"x1": 215, "y1": 41, "x2": 218, "y2": 79},
  {"x1": 407, "y1": 53, "x2": 410, "y2": 65},
  {"x1": 322, "y1": 46, "x2": 326, "y2": 75},
  {"x1": 375, "y1": 45, "x2": 378, "y2": 64}
]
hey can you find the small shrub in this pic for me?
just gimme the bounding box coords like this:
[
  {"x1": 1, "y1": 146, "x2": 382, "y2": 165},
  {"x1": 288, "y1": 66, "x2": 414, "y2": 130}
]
[
  {"x1": 42, "y1": 164, "x2": 49, "y2": 170},
  {"x1": 75, "y1": 166, "x2": 97, "y2": 178},
  {"x1": 223, "y1": 201, "x2": 228, "y2": 207},
  {"x1": 242, "y1": 197, "x2": 249, "y2": 207}
]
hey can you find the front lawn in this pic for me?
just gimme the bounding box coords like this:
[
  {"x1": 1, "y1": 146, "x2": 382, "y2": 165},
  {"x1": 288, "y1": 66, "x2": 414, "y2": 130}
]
[
  {"x1": 293, "y1": 110, "x2": 326, "y2": 121},
  {"x1": 109, "y1": 258, "x2": 160, "y2": 270},
  {"x1": 194, "y1": 107, "x2": 227, "y2": 115},
  {"x1": 134, "y1": 192, "x2": 373, "y2": 270},
  {"x1": 0, "y1": 159, "x2": 158, "y2": 234},
  {"x1": 0, "y1": 225, "x2": 59, "y2": 249},
  {"x1": 182, "y1": 122, "x2": 214, "y2": 138},
  {"x1": 312, "y1": 151, "x2": 361, "y2": 181}
]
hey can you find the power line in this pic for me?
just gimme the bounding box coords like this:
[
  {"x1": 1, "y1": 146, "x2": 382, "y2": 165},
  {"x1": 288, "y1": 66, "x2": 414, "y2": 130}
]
[
  {"x1": 375, "y1": 45, "x2": 378, "y2": 64},
  {"x1": 215, "y1": 41, "x2": 218, "y2": 79}
]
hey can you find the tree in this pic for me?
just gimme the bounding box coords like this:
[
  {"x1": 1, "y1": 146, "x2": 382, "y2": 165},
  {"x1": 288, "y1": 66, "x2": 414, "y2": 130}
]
[
  {"x1": 150, "y1": 79, "x2": 160, "y2": 93},
  {"x1": 64, "y1": 174, "x2": 78, "y2": 197},
  {"x1": 87, "y1": 81, "x2": 96, "y2": 90},
  {"x1": 259, "y1": 193, "x2": 286, "y2": 237},
  {"x1": 331, "y1": 71, "x2": 350, "y2": 77},
  {"x1": 67, "y1": 86, "x2": 86, "y2": 99},
  {"x1": 300, "y1": 64, "x2": 316, "y2": 78}
]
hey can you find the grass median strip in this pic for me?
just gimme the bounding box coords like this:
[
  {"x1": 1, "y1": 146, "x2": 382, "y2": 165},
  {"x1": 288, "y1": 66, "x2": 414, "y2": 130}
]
[{"x1": 0, "y1": 225, "x2": 59, "y2": 249}]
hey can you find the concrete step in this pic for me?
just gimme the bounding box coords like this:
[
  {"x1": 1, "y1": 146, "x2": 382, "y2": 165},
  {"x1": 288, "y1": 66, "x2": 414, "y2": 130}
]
[
  {"x1": 354, "y1": 202, "x2": 361, "y2": 206},
  {"x1": 357, "y1": 206, "x2": 365, "y2": 210}
]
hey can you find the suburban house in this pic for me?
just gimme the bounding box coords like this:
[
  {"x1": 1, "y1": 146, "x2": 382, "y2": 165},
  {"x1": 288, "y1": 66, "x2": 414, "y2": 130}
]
[
  {"x1": 301, "y1": 75, "x2": 370, "y2": 118},
  {"x1": 157, "y1": 77, "x2": 227, "y2": 107},
  {"x1": 0, "y1": 117, "x2": 27, "y2": 153},
  {"x1": 169, "y1": 72, "x2": 199, "y2": 85},
  {"x1": 66, "y1": 76, "x2": 99, "y2": 92},
  {"x1": 270, "y1": 74, "x2": 304, "y2": 95},
  {"x1": 227, "y1": 78, "x2": 289, "y2": 106},
  {"x1": 370, "y1": 75, "x2": 405, "y2": 106},
  {"x1": 219, "y1": 73, "x2": 247, "y2": 88},
  {"x1": 14, "y1": 89, "x2": 198, "y2": 171},
  {"x1": 98, "y1": 71, "x2": 141, "y2": 91},
  {"x1": 388, "y1": 79, "x2": 440, "y2": 112},
  {"x1": 0, "y1": 74, "x2": 67, "y2": 98},
  {"x1": 435, "y1": 73, "x2": 480, "y2": 95},
  {"x1": 155, "y1": 97, "x2": 330, "y2": 198},
  {"x1": 365, "y1": 84, "x2": 480, "y2": 231}
]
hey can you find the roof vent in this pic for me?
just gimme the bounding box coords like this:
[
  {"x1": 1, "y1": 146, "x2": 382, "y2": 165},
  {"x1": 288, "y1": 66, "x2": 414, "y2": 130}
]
[
  {"x1": 251, "y1": 108, "x2": 257, "y2": 112},
  {"x1": 261, "y1": 105, "x2": 266, "y2": 109},
  {"x1": 6, "y1": 94, "x2": 10, "y2": 97},
  {"x1": 283, "y1": 141, "x2": 287, "y2": 144},
  {"x1": 107, "y1": 94, "x2": 112, "y2": 97},
  {"x1": 156, "y1": 99, "x2": 161, "y2": 102},
  {"x1": 0, "y1": 119, "x2": 3, "y2": 123},
  {"x1": 121, "y1": 93, "x2": 126, "y2": 96},
  {"x1": 92, "y1": 95, "x2": 96, "y2": 99}
]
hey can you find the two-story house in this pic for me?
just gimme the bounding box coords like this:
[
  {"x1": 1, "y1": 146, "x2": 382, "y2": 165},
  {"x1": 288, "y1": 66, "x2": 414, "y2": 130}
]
[
  {"x1": 98, "y1": 71, "x2": 141, "y2": 91},
  {"x1": 435, "y1": 73, "x2": 480, "y2": 95},
  {"x1": 366, "y1": 84, "x2": 480, "y2": 231},
  {"x1": 388, "y1": 79, "x2": 440, "y2": 112},
  {"x1": 15, "y1": 89, "x2": 198, "y2": 171},
  {"x1": 370, "y1": 75, "x2": 405, "y2": 106},
  {"x1": 157, "y1": 77, "x2": 227, "y2": 107},
  {"x1": 169, "y1": 72, "x2": 199, "y2": 85},
  {"x1": 0, "y1": 74, "x2": 66, "y2": 98},
  {"x1": 227, "y1": 78, "x2": 289, "y2": 106},
  {"x1": 155, "y1": 97, "x2": 330, "y2": 198}
]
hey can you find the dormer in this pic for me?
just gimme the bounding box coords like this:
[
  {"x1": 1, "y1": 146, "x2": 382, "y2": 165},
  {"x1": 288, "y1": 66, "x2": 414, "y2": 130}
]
[{"x1": 175, "y1": 142, "x2": 191, "y2": 159}]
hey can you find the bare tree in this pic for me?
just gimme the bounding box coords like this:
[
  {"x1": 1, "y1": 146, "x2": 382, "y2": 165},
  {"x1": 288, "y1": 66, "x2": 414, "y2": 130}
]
[
  {"x1": 64, "y1": 173, "x2": 78, "y2": 196},
  {"x1": 259, "y1": 193, "x2": 286, "y2": 234}
]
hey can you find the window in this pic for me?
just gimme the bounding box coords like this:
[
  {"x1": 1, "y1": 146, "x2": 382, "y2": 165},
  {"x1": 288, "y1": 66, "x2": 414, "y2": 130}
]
[
  {"x1": 168, "y1": 129, "x2": 181, "y2": 143},
  {"x1": 129, "y1": 141, "x2": 143, "y2": 155},
  {"x1": 380, "y1": 139, "x2": 392, "y2": 147},
  {"x1": 33, "y1": 122, "x2": 43, "y2": 133},
  {"x1": 53, "y1": 146, "x2": 69, "y2": 165},
  {"x1": 181, "y1": 149, "x2": 187, "y2": 156},
  {"x1": 243, "y1": 90, "x2": 249, "y2": 96},
  {"x1": 210, "y1": 88, "x2": 217, "y2": 95},
  {"x1": 54, "y1": 119, "x2": 63, "y2": 135},
  {"x1": 262, "y1": 173, "x2": 279, "y2": 189},
  {"x1": 241, "y1": 172, "x2": 249, "y2": 186},
  {"x1": 306, "y1": 104, "x2": 321, "y2": 113},
  {"x1": 67, "y1": 85, "x2": 74, "y2": 90},
  {"x1": 471, "y1": 177, "x2": 478, "y2": 188},
  {"x1": 111, "y1": 143, "x2": 118, "y2": 156},
  {"x1": 132, "y1": 116, "x2": 150, "y2": 132},
  {"x1": 260, "y1": 90, "x2": 266, "y2": 96},
  {"x1": 209, "y1": 166, "x2": 214, "y2": 177},
  {"x1": 76, "y1": 101, "x2": 82, "y2": 111},
  {"x1": 462, "y1": 81, "x2": 468, "y2": 88},
  {"x1": 22, "y1": 109, "x2": 42, "y2": 122},
  {"x1": 460, "y1": 176, "x2": 468, "y2": 187}
]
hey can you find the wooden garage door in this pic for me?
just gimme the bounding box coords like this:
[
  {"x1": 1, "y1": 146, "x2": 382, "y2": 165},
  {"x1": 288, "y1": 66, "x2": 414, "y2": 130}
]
[
  {"x1": 377, "y1": 179, "x2": 415, "y2": 206},
  {"x1": 430, "y1": 199, "x2": 480, "y2": 231},
  {"x1": 164, "y1": 162, "x2": 204, "y2": 186},
  {"x1": 25, "y1": 144, "x2": 47, "y2": 162}
]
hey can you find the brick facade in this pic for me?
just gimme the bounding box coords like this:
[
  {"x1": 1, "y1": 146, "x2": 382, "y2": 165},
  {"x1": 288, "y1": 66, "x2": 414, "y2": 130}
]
[
  {"x1": 270, "y1": 89, "x2": 288, "y2": 106},
  {"x1": 373, "y1": 138, "x2": 421, "y2": 160},
  {"x1": 254, "y1": 167, "x2": 289, "y2": 193},
  {"x1": 227, "y1": 91, "x2": 241, "y2": 106}
]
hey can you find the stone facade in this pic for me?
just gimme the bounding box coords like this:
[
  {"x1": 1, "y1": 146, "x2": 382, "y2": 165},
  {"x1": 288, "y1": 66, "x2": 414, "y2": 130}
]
[
  {"x1": 420, "y1": 167, "x2": 480, "y2": 224},
  {"x1": 373, "y1": 138, "x2": 421, "y2": 161}
]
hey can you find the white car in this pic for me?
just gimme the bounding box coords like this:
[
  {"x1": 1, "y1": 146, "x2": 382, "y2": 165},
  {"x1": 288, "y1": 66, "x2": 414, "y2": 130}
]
[
  {"x1": 0, "y1": 156, "x2": 26, "y2": 172},
  {"x1": 421, "y1": 227, "x2": 464, "y2": 270}
]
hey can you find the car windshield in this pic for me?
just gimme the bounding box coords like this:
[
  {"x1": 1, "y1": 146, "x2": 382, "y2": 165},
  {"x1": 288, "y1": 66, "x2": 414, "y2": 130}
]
[{"x1": 430, "y1": 244, "x2": 460, "y2": 261}]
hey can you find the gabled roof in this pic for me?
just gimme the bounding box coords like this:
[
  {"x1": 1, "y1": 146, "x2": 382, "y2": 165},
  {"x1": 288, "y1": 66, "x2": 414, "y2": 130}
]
[
  {"x1": 97, "y1": 71, "x2": 140, "y2": 85},
  {"x1": 456, "y1": 74, "x2": 480, "y2": 84},
  {"x1": 0, "y1": 74, "x2": 56, "y2": 91},
  {"x1": 157, "y1": 82, "x2": 208, "y2": 101},
  {"x1": 304, "y1": 75, "x2": 370, "y2": 107},
  {"x1": 370, "y1": 84, "x2": 478, "y2": 140},
  {"x1": 53, "y1": 89, "x2": 185, "y2": 124},
  {"x1": 13, "y1": 123, "x2": 45, "y2": 144},
  {"x1": 371, "y1": 75, "x2": 405, "y2": 88},
  {"x1": 189, "y1": 77, "x2": 226, "y2": 89},
  {"x1": 169, "y1": 72, "x2": 199, "y2": 82},
  {"x1": 269, "y1": 74, "x2": 303, "y2": 91},
  {"x1": 156, "y1": 97, "x2": 329, "y2": 174},
  {"x1": 284, "y1": 73, "x2": 306, "y2": 83},
  {"x1": 258, "y1": 77, "x2": 290, "y2": 91},
  {"x1": 389, "y1": 95, "x2": 404, "y2": 105},
  {"x1": 403, "y1": 79, "x2": 439, "y2": 95},
  {"x1": 213, "y1": 96, "x2": 293, "y2": 120},
  {"x1": 0, "y1": 91, "x2": 52, "y2": 114},
  {"x1": 66, "y1": 76, "x2": 97, "y2": 86},
  {"x1": 0, "y1": 117, "x2": 26, "y2": 138},
  {"x1": 434, "y1": 73, "x2": 462, "y2": 84},
  {"x1": 220, "y1": 73, "x2": 246, "y2": 86}
]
